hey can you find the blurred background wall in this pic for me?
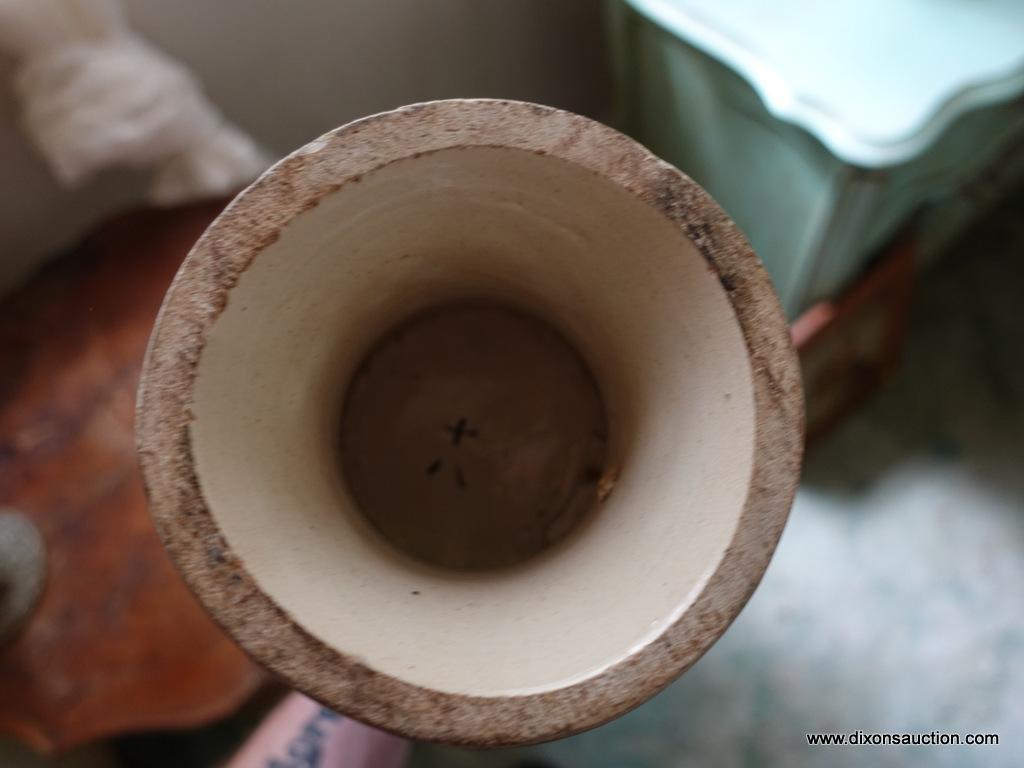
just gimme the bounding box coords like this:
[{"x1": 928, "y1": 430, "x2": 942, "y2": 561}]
[{"x1": 0, "y1": 0, "x2": 610, "y2": 295}]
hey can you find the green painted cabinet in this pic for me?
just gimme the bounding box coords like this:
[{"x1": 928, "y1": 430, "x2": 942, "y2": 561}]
[{"x1": 606, "y1": 0, "x2": 1024, "y2": 316}]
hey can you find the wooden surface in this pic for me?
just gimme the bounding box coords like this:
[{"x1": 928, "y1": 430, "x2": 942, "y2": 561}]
[
  {"x1": 793, "y1": 238, "x2": 915, "y2": 443},
  {"x1": 0, "y1": 202, "x2": 263, "y2": 754}
]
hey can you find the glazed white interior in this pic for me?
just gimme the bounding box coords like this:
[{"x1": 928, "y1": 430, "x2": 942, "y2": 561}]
[{"x1": 191, "y1": 146, "x2": 756, "y2": 696}]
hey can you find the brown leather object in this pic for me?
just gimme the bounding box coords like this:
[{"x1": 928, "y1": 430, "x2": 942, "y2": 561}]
[{"x1": 0, "y1": 202, "x2": 262, "y2": 754}]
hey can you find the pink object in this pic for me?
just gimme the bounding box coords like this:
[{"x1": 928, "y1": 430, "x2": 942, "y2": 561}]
[{"x1": 227, "y1": 693, "x2": 409, "y2": 768}]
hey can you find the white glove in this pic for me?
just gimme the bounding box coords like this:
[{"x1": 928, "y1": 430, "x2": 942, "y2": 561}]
[{"x1": 0, "y1": 0, "x2": 271, "y2": 204}]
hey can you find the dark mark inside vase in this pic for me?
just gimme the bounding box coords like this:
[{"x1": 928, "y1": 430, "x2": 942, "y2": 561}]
[{"x1": 339, "y1": 301, "x2": 609, "y2": 571}]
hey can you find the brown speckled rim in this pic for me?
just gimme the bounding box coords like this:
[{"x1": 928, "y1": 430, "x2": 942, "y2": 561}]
[{"x1": 136, "y1": 99, "x2": 803, "y2": 747}]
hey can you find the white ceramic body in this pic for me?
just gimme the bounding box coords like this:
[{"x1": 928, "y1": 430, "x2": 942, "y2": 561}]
[{"x1": 137, "y1": 100, "x2": 802, "y2": 746}]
